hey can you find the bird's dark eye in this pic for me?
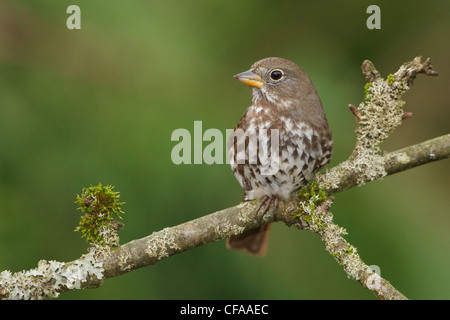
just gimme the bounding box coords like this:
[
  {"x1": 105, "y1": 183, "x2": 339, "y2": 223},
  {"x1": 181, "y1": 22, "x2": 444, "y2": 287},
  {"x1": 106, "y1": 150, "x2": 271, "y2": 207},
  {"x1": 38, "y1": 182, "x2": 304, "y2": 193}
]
[{"x1": 270, "y1": 69, "x2": 283, "y2": 81}]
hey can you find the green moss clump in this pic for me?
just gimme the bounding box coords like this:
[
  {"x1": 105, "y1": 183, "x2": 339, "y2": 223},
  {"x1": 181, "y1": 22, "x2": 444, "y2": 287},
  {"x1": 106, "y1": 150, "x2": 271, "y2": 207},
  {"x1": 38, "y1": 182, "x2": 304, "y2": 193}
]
[
  {"x1": 75, "y1": 183, "x2": 125, "y2": 246},
  {"x1": 345, "y1": 246, "x2": 355, "y2": 255},
  {"x1": 386, "y1": 73, "x2": 395, "y2": 85},
  {"x1": 332, "y1": 252, "x2": 343, "y2": 265},
  {"x1": 363, "y1": 82, "x2": 372, "y2": 101},
  {"x1": 297, "y1": 181, "x2": 328, "y2": 205},
  {"x1": 294, "y1": 181, "x2": 329, "y2": 225}
]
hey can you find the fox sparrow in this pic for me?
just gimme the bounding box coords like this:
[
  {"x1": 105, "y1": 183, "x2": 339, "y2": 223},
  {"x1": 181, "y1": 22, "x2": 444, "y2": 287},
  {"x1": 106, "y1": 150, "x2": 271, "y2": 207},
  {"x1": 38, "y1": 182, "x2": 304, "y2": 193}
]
[{"x1": 227, "y1": 57, "x2": 333, "y2": 255}]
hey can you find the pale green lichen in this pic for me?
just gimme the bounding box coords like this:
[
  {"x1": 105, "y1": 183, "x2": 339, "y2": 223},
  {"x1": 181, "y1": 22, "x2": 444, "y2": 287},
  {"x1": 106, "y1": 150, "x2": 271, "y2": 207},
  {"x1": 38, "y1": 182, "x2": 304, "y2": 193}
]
[
  {"x1": 215, "y1": 219, "x2": 245, "y2": 238},
  {"x1": 316, "y1": 73, "x2": 410, "y2": 189},
  {"x1": 237, "y1": 201, "x2": 258, "y2": 224},
  {"x1": 357, "y1": 77, "x2": 409, "y2": 148},
  {"x1": 344, "y1": 154, "x2": 386, "y2": 185},
  {"x1": 364, "y1": 267, "x2": 384, "y2": 291},
  {"x1": 316, "y1": 168, "x2": 341, "y2": 191},
  {"x1": 347, "y1": 74, "x2": 410, "y2": 185},
  {"x1": 0, "y1": 252, "x2": 103, "y2": 300},
  {"x1": 117, "y1": 250, "x2": 134, "y2": 273},
  {"x1": 340, "y1": 247, "x2": 367, "y2": 280},
  {"x1": 323, "y1": 229, "x2": 366, "y2": 281},
  {"x1": 145, "y1": 227, "x2": 181, "y2": 260},
  {"x1": 395, "y1": 152, "x2": 411, "y2": 164}
]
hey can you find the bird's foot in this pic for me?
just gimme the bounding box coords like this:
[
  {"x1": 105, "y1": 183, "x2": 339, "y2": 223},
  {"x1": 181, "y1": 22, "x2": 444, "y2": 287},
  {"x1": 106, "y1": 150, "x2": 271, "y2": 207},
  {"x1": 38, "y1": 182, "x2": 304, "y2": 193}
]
[{"x1": 255, "y1": 196, "x2": 279, "y2": 224}]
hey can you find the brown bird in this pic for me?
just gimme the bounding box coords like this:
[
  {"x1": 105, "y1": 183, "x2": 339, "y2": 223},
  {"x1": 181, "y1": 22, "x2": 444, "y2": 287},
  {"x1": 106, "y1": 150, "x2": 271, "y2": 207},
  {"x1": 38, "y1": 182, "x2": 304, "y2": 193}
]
[{"x1": 227, "y1": 57, "x2": 333, "y2": 256}]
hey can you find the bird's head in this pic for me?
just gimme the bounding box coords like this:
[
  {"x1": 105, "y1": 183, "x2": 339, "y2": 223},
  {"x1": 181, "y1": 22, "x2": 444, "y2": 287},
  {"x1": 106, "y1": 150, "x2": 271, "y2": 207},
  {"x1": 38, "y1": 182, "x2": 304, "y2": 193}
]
[{"x1": 234, "y1": 57, "x2": 325, "y2": 123}]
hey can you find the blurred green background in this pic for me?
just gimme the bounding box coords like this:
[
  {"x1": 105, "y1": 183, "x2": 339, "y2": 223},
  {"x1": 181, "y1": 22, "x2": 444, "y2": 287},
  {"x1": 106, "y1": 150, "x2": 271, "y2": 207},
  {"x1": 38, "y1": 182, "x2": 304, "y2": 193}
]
[{"x1": 0, "y1": 0, "x2": 448, "y2": 300}]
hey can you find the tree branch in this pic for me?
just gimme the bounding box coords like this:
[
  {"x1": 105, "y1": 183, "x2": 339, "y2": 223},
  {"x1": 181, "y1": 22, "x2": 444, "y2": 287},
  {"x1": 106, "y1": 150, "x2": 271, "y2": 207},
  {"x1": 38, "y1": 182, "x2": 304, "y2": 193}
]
[
  {"x1": 1, "y1": 57, "x2": 447, "y2": 300},
  {"x1": 99, "y1": 134, "x2": 450, "y2": 299},
  {"x1": 2, "y1": 135, "x2": 446, "y2": 300},
  {"x1": 320, "y1": 134, "x2": 450, "y2": 195},
  {"x1": 384, "y1": 134, "x2": 449, "y2": 175}
]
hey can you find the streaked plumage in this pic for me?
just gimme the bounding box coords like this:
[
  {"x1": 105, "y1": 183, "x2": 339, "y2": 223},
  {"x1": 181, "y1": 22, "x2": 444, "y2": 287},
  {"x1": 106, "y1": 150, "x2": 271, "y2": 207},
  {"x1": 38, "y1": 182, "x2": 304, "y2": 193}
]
[{"x1": 227, "y1": 57, "x2": 333, "y2": 255}]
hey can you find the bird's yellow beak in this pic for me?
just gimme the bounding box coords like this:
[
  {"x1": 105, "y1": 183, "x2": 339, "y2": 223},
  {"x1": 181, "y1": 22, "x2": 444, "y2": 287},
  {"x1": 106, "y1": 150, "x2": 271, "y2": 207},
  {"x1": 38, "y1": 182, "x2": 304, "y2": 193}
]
[{"x1": 234, "y1": 70, "x2": 264, "y2": 88}]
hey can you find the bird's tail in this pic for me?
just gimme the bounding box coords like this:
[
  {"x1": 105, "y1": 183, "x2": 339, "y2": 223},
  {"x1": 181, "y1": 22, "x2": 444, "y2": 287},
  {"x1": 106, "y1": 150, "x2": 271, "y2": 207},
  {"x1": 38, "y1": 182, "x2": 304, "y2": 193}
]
[{"x1": 226, "y1": 224, "x2": 271, "y2": 256}]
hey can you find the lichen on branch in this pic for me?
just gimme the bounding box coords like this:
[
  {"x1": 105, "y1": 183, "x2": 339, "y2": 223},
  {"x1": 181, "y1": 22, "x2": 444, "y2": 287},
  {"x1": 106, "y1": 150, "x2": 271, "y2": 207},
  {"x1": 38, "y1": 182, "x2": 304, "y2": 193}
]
[
  {"x1": 319, "y1": 56, "x2": 439, "y2": 192},
  {"x1": 0, "y1": 252, "x2": 103, "y2": 300}
]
